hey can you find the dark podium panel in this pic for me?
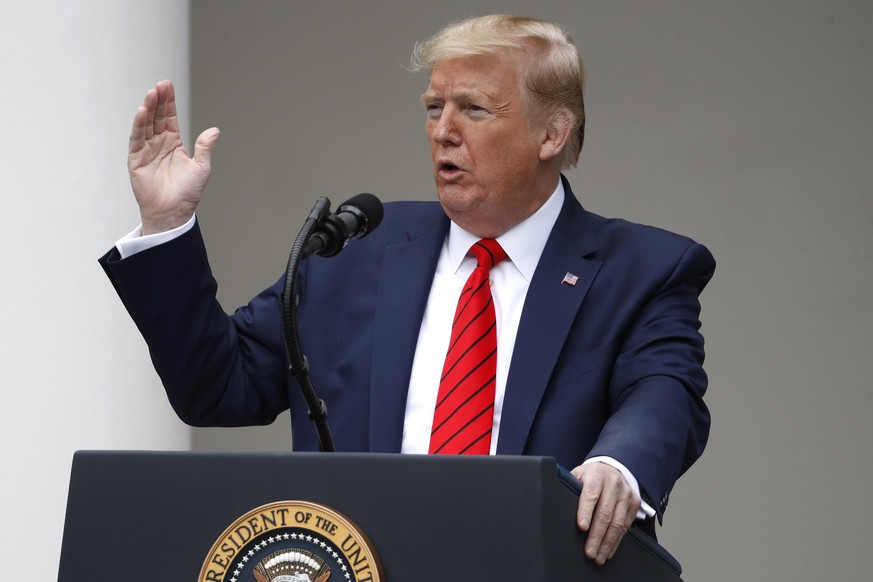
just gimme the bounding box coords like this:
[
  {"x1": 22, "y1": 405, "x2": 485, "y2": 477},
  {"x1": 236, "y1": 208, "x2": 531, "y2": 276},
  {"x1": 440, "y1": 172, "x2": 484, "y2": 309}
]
[{"x1": 59, "y1": 451, "x2": 684, "y2": 581}]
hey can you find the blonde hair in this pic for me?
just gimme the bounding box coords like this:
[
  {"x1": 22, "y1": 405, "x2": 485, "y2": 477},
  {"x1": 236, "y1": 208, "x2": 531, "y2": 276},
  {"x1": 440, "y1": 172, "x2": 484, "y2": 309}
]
[{"x1": 410, "y1": 15, "x2": 586, "y2": 167}]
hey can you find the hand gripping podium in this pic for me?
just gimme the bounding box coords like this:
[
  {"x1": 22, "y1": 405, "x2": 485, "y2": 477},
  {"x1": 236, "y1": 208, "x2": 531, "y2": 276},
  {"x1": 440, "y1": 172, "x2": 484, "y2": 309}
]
[{"x1": 59, "y1": 451, "x2": 684, "y2": 581}]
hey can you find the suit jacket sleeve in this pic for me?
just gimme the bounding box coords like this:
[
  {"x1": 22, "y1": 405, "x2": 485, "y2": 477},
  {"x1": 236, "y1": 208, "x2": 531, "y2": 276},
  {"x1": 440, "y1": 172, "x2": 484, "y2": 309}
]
[
  {"x1": 99, "y1": 219, "x2": 291, "y2": 427},
  {"x1": 587, "y1": 237, "x2": 714, "y2": 520}
]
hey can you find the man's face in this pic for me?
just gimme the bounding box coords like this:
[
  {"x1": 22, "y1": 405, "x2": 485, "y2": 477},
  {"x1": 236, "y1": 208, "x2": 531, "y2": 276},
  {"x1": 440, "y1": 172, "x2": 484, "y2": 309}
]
[{"x1": 423, "y1": 52, "x2": 554, "y2": 238}]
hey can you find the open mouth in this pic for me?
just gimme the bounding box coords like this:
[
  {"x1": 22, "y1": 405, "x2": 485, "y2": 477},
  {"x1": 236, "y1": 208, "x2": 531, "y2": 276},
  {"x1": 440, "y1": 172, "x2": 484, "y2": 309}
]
[{"x1": 439, "y1": 161, "x2": 461, "y2": 172}]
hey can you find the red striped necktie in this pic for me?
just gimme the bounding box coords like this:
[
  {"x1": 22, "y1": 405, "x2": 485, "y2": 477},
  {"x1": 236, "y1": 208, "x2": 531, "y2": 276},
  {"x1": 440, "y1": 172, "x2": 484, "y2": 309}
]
[{"x1": 429, "y1": 239, "x2": 508, "y2": 455}]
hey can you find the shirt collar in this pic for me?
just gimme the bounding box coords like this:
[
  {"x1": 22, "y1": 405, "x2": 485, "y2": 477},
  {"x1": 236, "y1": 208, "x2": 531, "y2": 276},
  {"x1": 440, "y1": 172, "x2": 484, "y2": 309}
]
[{"x1": 447, "y1": 179, "x2": 564, "y2": 281}]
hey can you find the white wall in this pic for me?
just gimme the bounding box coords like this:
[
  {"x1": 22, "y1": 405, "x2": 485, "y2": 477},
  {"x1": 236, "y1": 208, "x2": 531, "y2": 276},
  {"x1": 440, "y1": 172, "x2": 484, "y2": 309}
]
[{"x1": 0, "y1": 1, "x2": 190, "y2": 574}]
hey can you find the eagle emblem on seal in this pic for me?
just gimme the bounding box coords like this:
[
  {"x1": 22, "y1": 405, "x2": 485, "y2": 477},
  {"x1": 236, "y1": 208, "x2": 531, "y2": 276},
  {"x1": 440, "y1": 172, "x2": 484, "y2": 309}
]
[{"x1": 253, "y1": 549, "x2": 331, "y2": 582}]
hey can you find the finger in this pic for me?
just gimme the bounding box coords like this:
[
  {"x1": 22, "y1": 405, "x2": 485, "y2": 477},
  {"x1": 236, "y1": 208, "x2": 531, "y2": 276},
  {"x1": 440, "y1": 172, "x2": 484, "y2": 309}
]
[
  {"x1": 154, "y1": 81, "x2": 169, "y2": 136},
  {"x1": 599, "y1": 497, "x2": 631, "y2": 563},
  {"x1": 129, "y1": 105, "x2": 148, "y2": 154},
  {"x1": 584, "y1": 485, "x2": 619, "y2": 562},
  {"x1": 575, "y1": 475, "x2": 602, "y2": 532},
  {"x1": 164, "y1": 80, "x2": 180, "y2": 133},
  {"x1": 192, "y1": 127, "x2": 221, "y2": 169},
  {"x1": 143, "y1": 87, "x2": 158, "y2": 141}
]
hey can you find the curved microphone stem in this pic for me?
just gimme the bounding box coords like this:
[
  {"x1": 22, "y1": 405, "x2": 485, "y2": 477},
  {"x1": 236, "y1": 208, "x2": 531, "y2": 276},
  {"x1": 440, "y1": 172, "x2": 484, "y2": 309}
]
[{"x1": 281, "y1": 197, "x2": 336, "y2": 452}]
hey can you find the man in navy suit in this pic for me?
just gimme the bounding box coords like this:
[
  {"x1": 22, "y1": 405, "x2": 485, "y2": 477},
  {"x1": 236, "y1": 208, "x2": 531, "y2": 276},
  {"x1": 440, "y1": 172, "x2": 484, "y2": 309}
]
[{"x1": 102, "y1": 15, "x2": 714, "y2": 565}]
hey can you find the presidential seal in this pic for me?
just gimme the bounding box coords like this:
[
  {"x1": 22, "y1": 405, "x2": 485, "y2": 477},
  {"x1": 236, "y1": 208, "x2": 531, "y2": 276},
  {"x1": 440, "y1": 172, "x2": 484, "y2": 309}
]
[{"x1": 199, "y1": 501, "x2": 384, "y2": 582}]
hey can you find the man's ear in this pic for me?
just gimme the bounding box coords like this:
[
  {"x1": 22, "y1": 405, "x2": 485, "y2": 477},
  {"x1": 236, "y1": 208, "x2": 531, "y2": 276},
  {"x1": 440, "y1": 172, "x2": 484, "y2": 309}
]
[{"x1": 539, "y1": 108, "x2": 573, "y2": 162}]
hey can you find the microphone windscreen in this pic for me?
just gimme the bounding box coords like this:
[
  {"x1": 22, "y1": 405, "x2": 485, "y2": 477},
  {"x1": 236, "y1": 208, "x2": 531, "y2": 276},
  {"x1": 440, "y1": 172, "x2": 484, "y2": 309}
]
[{"x1": 340, "y1": 193, "x2": 384, "y2": 234}]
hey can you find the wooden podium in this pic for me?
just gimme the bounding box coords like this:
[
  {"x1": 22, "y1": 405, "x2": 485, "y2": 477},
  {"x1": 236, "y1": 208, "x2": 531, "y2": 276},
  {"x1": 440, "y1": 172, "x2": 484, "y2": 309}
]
[{"x1": 58, "y1": 451, "x2": 684, "y2": 581}]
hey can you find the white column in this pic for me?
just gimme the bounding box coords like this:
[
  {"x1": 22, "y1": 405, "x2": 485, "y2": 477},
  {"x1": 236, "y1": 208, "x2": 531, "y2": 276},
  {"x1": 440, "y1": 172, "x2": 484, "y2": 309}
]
[{"x1": 0, "y1": 1, "x2": 191, "y2": 575}]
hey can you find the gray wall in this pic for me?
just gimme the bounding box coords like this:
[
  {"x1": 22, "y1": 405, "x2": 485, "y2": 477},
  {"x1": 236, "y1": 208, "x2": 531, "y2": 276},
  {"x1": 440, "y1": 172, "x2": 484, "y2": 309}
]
[{"x1": 189, "y1": 1, "x2": 873, "y2": 580}]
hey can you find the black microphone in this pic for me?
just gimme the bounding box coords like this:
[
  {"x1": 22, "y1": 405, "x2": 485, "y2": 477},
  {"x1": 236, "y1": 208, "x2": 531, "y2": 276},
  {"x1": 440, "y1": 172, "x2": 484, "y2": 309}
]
[{"x1": 302, "y1": 193, "x2": 384, "y2": 258}]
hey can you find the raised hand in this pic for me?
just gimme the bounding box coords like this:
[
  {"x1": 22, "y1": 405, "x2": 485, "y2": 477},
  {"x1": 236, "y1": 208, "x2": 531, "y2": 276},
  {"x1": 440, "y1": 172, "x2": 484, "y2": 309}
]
[{"x1": 127, "y1": 80, "x2": 220, "y2": 235}]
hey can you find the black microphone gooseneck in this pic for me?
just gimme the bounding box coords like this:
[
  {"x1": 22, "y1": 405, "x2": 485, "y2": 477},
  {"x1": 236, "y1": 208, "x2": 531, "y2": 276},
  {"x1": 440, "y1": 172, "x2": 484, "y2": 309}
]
[
  {"x1": 282, "y1": 197, "x2": 334, "y2": 452},
  {"x1": 281, "y1": 194, "x2": 383, "y2": 452}
]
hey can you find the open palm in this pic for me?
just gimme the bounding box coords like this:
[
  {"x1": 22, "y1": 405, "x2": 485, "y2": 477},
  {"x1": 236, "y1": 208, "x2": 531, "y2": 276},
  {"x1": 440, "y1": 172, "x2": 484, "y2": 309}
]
[{"x1": 127, "y1": 80, "x2": 219, "y2": 235}]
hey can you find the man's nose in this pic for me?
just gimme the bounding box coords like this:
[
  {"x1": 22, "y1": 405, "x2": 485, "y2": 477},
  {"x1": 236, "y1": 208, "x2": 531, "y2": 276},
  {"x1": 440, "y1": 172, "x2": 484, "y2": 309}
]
[{"x1": 431, "y1": 109, "x2": 461, "y2": 146}]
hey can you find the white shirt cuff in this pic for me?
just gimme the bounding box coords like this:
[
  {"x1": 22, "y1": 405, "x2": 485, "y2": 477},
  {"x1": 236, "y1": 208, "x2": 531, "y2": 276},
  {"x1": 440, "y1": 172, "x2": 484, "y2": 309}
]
[
  {"x1": 583, "y1": 456, "x2": 656, "y2": 520},
  {"x1": 115, "y1": 214, "x2": 196, "y2": 259}
]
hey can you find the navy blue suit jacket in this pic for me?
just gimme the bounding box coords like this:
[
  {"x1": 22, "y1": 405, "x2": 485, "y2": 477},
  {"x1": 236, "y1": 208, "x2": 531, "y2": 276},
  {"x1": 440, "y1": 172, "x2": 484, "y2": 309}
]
[{"x1": 101, "y1": 179, "x2": 714, "y2": 521}]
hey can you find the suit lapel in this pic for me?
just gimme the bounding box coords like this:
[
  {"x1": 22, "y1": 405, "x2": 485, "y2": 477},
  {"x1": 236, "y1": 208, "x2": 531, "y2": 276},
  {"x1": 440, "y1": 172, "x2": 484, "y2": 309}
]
[
  {"x1": 497, "y1": 184, "x2": 602, "y2": 455},
  {"x1": 369, "y1": 208, "x2": 449, "y2": 452}
]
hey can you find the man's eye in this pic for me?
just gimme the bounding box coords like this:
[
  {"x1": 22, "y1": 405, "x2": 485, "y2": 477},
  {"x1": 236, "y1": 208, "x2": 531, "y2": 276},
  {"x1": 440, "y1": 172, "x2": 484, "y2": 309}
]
[{"x1": 426, "y1": 104, "x2": 443, "y2": 117}]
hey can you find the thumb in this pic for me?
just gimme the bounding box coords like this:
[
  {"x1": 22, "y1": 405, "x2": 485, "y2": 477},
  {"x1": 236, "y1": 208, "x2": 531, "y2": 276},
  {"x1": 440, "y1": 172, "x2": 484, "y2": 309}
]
[{"x1": 192, "y1": 127, "x2": 220, "y2": 167}]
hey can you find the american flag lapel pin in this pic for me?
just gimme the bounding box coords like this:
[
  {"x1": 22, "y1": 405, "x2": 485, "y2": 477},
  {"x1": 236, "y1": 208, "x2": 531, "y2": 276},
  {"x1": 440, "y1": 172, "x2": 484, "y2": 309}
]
[{"x1": 561, "y1": 272, "x2": 580, "y2": 286}]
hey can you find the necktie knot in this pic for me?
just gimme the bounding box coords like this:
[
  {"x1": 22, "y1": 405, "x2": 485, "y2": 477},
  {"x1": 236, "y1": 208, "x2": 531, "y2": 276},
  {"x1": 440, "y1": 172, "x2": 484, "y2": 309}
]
[{"x1": 470, "y1": 239, "x2": 507, "y2": 271}]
